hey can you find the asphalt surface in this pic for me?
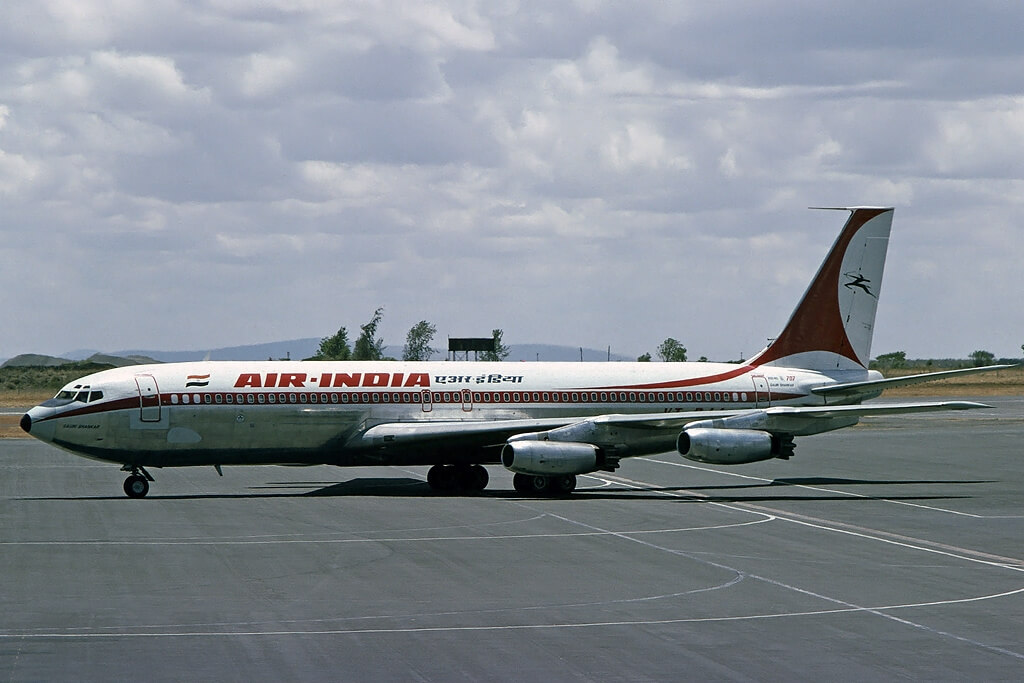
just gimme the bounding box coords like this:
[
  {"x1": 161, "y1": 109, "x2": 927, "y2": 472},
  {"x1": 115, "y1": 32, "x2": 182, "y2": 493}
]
[{"x1": 2, "y1": 397, "x2": 1023, "y2": 681}]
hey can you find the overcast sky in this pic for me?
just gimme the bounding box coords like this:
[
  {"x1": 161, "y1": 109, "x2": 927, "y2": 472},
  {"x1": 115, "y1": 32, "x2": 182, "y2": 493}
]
[{"x1": 2, "y1": 1, "x2": 1022, "y2": 361}]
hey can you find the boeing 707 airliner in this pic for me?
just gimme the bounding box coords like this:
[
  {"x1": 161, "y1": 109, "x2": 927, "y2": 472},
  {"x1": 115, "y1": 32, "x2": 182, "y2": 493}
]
[{"x1": 21, "y1": 208, "x2": 1010, "y2": 497}]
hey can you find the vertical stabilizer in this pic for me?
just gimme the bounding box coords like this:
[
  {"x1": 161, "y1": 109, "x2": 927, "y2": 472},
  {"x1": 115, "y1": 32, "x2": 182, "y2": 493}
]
[{"x1": 750, "y1": 207, "x2": 894, "y2": 371}]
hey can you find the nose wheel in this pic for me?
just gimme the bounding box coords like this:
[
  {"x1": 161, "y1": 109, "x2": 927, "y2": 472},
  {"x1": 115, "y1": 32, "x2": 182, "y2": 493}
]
[{"x1": 120, "y1": 466, "x2": 154, "y2": 498}]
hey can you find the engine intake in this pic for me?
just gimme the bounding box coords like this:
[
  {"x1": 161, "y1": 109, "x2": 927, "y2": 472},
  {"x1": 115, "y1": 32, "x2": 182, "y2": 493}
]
[
  {"x1": 501, "y1": 440, "x2": 599, "y2": 476},
  {"x1": 677, "y1": 428, "x2": 794, "y2": 465}
]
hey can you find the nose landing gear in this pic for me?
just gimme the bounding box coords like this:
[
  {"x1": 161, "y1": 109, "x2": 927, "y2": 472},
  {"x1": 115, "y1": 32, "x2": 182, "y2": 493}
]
[{"x1": 120, "y1": 465, "x2": 154, "y2": 498}]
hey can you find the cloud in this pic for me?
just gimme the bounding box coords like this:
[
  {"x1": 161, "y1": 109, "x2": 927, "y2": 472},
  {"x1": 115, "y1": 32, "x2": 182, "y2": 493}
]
[{"x1": 1, "y1": 1, "x2": 1022, "y2": 360}]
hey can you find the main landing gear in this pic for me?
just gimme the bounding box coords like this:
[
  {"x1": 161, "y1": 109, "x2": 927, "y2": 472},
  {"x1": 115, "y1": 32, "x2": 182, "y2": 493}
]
[
  {"x1": 512, "y1": 473, "x2": 577, "y2": 496},
  {"x1": 121, "y1": 465, "x2": 154, "y2": 499},
  {"x1": 426, "y1": 464, "x2": 489, "y2": 493},
  {"x1": 424, "y1": 465, "x2": 579, "y2": 496}
]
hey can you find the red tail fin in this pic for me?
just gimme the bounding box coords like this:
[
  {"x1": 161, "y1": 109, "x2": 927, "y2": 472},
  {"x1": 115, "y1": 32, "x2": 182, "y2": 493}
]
[{"x1": 750, "y1": 207, "x2": 894, "y2": 371}]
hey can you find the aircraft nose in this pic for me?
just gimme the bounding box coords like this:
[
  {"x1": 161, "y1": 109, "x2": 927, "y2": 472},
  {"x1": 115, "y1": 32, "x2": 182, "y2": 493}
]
[{"x1": 20, "y1": 413, "x2": 31, "y2": 434}]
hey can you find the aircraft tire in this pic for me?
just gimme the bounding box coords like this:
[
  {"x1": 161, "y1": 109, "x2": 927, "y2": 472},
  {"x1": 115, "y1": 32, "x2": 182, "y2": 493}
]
[
  {"x1": 512, "y1": 473, "x2": 531, "y2": 493},
  {"x1": 527, "y1": 474, "x2": 550, "y2": 494},
  {"x1": 550, "y1": 474, "x2": 577, "y2": 496},
  {"x1": 427, "y1": 464, "x2": 455, "y2": 491},
  {"x1": 123, "y1": 474, "x2": 150, "y2": 499},
  {"x1": 427, "y1": 464, "x2": 442, "y2": 489},
  {"x1": 468, "y1": 464, "x2": 489, "y2": 491}
]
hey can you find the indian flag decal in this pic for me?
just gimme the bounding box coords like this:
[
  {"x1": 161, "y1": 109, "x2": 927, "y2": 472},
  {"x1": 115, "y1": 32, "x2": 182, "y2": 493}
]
[{"x1": 186, "y1": 374, "x2": 211, "y2": 387}]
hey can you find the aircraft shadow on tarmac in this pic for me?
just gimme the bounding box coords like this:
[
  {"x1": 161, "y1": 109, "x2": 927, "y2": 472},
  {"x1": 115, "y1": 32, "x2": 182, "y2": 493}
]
[{"x1": 20, "y1": 476, "x2": 987, "y2": 502}]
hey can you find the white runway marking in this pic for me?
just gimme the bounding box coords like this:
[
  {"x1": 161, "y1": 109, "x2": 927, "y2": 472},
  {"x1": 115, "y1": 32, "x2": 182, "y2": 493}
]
[
  {"x1": 1, "y1": 586, "x2": 1022, "y2": 657},
  {"x1": 646, "y1": 457, "x2": 1024, "y2": 519},
  {"x1": 601, "y1": 470, "x2": 1024, "y2": 571},
  {"x1": 0, "y1": 517, "x2": 772, "y2": 546}
]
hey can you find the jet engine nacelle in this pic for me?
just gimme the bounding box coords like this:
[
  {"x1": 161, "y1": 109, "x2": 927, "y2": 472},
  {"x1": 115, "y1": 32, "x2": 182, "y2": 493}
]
[
  {"x1": 676, "y1": 428, "x2": 779, "y2": 465},
  {"x1": 501, "y1": 440, "x2": 599, "y2": 476}
]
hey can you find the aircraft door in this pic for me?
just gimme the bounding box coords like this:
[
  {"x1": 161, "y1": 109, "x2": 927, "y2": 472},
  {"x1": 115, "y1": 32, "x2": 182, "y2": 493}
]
[
  {"x1": 751, "y1": 375, "x2": 770, "y2": 407},
  {"x1": 461, "y1": 389, "x2": 473, "y2": 412},
  {"x1": 421, "y1": 389, "x2": 433, "y2": 413},
  {"x1": 135, "y1": 374, "x2": 162, "y2": 422}
]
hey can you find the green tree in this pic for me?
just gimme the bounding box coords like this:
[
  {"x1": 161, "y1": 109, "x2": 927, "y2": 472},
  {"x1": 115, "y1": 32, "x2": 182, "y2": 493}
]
[
  {"x1": 310, "y1": 326, "x2": 351, "y2": 360},
  {"x1": 402, "y1": 320, "x2": 437, "y2": 361},
  {"x1": 637, "y1": 352, "x2": 652, "y2": 362},
  {"x1": 970, "y1": 349, "x2": 995, "y2": 367},
  {"x1": 480, "y1": 329, "x2": 511, "y2": 361},
  {"x1": 656, "y1": 338, "x2": 687, "y2": 362},
  {"x1": 873, "y1": 350, "x2": 906, "y2": 370},
  {"x1": 353, "y1": 307, "x2": 385, "y2": 361}
]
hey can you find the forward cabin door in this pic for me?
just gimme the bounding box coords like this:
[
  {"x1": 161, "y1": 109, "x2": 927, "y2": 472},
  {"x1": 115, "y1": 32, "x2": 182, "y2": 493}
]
[
  {"x1": 751, "y1": 375, "x2": 770, "y2": 408},
  {"x1": 135, "y1": 374, "x2": 162, "y2": 422}
]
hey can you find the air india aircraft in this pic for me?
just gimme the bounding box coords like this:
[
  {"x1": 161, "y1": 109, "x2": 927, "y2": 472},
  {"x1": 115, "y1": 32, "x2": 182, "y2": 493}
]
[{"x1": 21, "y1": 208, "x2": 1010, "y2": 498}]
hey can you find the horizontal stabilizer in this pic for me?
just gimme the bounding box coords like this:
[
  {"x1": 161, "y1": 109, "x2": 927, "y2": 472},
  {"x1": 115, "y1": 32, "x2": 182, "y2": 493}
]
[{"x1": 812, "y1": 364, "x2": 1018, "y2": 399}]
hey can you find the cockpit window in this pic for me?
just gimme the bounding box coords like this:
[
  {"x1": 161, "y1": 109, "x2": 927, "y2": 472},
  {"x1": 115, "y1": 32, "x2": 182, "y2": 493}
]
[{"x1": 55, "y1": 386, "x2": 97, "y2": 402}]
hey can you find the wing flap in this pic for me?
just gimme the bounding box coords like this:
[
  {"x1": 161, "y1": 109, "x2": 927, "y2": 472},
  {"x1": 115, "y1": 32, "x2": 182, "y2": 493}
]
[{"x1": 359, "y1": 417, "x2": 576, "y2": 448}]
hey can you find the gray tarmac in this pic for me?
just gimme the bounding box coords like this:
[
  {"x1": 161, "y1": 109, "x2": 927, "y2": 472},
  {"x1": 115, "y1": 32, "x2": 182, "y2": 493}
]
[{"x1": 2, "y1": 397, "x2": 1023, "y2": 681}]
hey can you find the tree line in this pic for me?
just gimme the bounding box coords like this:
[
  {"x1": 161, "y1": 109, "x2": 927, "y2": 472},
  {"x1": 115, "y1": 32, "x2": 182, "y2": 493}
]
[
  {"x1": 308, "y1": 310, "x2": 1023, "y2": 366},
  {"x1": 307, "y1": 307, "x2": 510, "y2": 362},
  {"x1": 873, "y1": 347, "x2": 1022, "y2": 370}
]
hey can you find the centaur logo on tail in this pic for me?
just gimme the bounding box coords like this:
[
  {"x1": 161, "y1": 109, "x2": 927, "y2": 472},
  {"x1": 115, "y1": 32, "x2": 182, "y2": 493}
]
[{"x1": 22, "y1": 207, "x2": 1013, "y2": 498}]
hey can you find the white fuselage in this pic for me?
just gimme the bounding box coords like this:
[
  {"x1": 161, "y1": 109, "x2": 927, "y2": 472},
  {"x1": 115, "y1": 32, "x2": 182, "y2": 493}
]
[{"x1": 25, "y1": 360, "x2": 871, "y2": 469}]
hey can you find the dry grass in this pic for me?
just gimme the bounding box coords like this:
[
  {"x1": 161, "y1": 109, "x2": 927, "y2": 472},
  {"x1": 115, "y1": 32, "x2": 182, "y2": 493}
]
[
  {"x1": 0, "y1": 391, "x2": 51, "y2": 439},
  {"x1": 879, "y1": 365, "x2": 1024, "y2": 396}
]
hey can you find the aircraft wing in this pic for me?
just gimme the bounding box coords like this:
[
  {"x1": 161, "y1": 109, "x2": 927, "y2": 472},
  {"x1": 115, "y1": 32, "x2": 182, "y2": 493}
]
[
  {"x1": 589, "y1": 400, "x2": 992, "y2": 439},
  {"x1": 357, "y1": 400, "x2": 991, "y2": 454},
  {"x1": 358, "y1": 409, "x2": 760, "y2": 447}
]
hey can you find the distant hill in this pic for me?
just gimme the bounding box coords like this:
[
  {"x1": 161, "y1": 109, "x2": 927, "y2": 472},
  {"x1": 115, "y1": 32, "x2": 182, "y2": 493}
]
[
  {"x1": 2, "y1": 353, "x2": 160, "y2": 369},
  {"x1": 105, "y1": 338, "x2": 323, "y2": 363},
  {"x1": 85, "y1": 353, "x2": 161, "y2": 367},
  {"x1": 2, "y1": 354, "x2": 71, "y2": 368},
  {"x1": 49, "y1": 339, "x2": 636, "y2": 363}
]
